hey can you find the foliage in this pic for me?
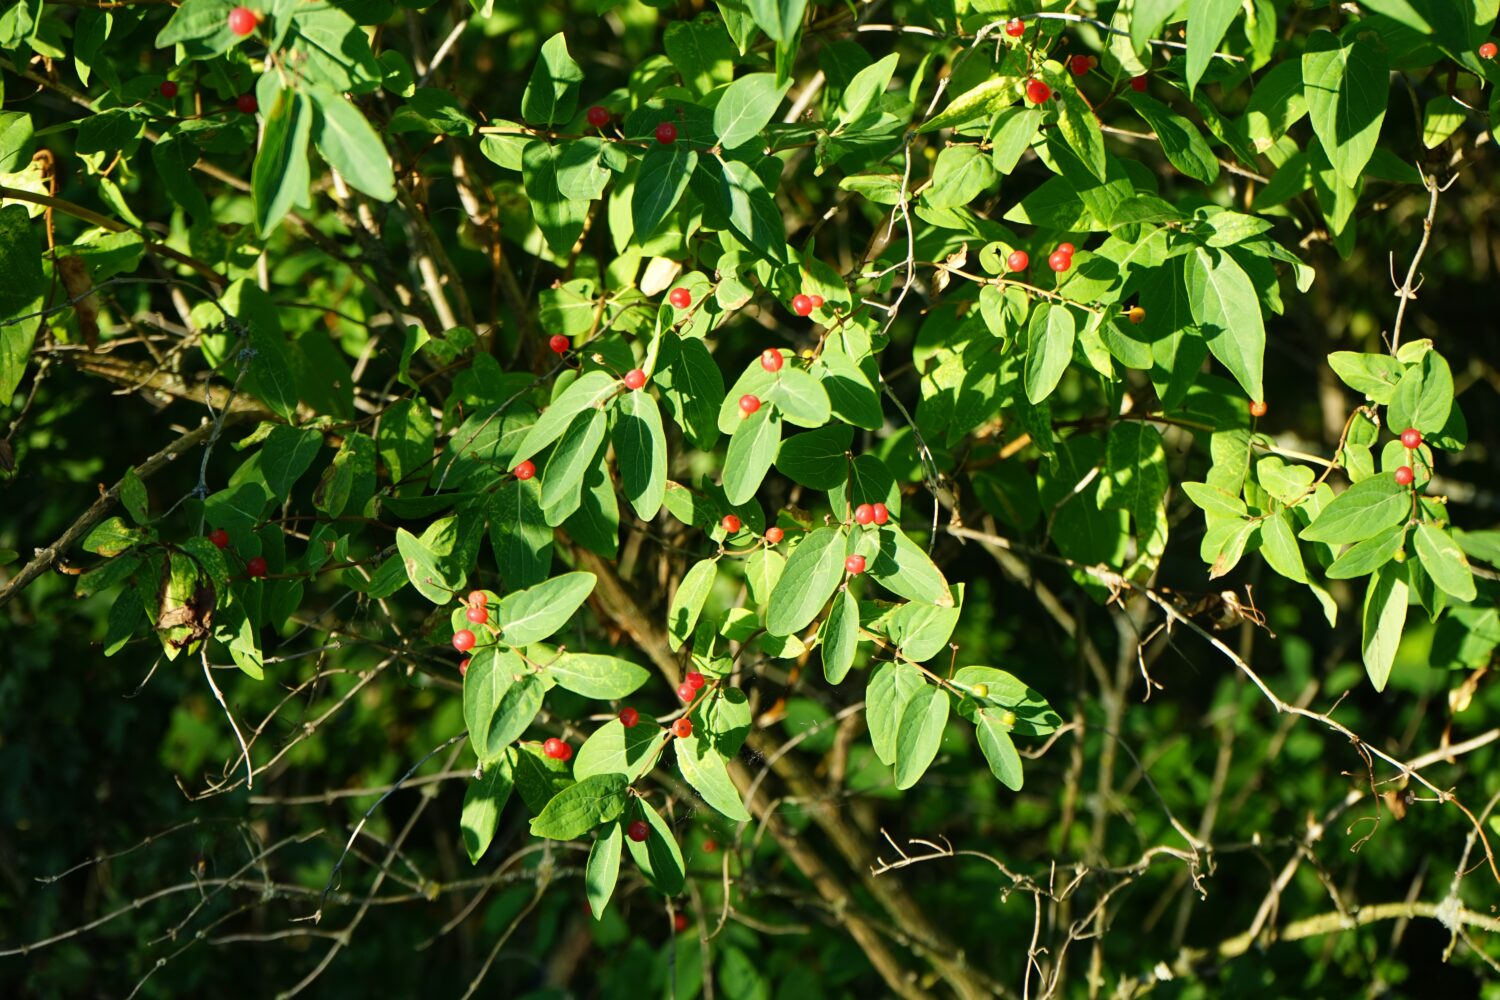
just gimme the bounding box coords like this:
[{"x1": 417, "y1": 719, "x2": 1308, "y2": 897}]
[{"x1": 2, "y1": 0, "x2": 1500, "y2": 996}]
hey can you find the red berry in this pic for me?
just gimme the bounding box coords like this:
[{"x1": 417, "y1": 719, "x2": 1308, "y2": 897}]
[
  {"x1": 1400, "y1": 428, "x2": 1422, "y2": 449},
  {"x1": 686, "y1": 671, "x2": 705, "y2": 691},
  {"x1": 1048, "y1": 250, "x2": 1071, "y2": 272},
  {"x1": 236, "y1": 93, "x2": 258, "y2": 115},
  {"x1": 760, "y1": 349, "x2": 784, "y2": 372},
  {"x1": 208, "y1": 528, "x2": 230, "y2": 549},
  {"x1": 466, "y1": 605, "x2": 489, "y2": 624},
  {"x1": 1481, "y1": 42, "x2": 1498, "y2": 59},
  {"x1": 1056, "y1": 242, "x2": 1075, "y2": 256},
  {"x1": 468, "y1": 590, "x2": 488, "y2": 606},
  {"x1": 587, "y1": 105, "x2": 609, "y2": 127},
  {"x1": 1131, "y1": 75, "x2": 1149, "y2": 92},
  {"x1": 765, "y1": 526, "x2": 784, "y2": 543},
  {"x1": 871, "y1": 503, "x2": 889, "y2": 525},
  {"x1": 549, "y1": 334, "x2": 570, "y2": 354},
  {"x1": 722, "y1": 513, "x2": 741, "y2": 533},
  {"x1": 702, "y1": 838, "x2": 719, "y2": 853},
  {"x1": 1070, "y1": 55, "x2": 1091, "y2": 76},
  {"x1": 452, "y1": 629, "x2": 476, "y2": 652},
  {"x1": 738, "y1": 394, "x2": 761, "y2": 416},
  {"x1": 669, "y1": 287, "x2": 692, "y2": 309},
  {"x1": 655, "y1": 122, "x2": 678, "y2": 144},
  {"x1": 623, "y1": 368, "x2": 647, "y2": 390},
  {"x1": 844, "y1": 554, "x2": 866, "y2": 575},
  {"x1": 1395, "y1": 465, "x2": 1415, "y2": 486},
  {"x1": 227, "y1": 6, "x2": 258, "y2": 36},
  {"x1": 1026, "y1": 79, "x2": 1051, "y2": 104},
  {"x1": 809, "y1": 294, "x2": 824, "y2": 308},
  {"x1": 245, "y1": 555, "x2": 268, "y2": 578},
  {"x1": 459, "y1": 657, "x2": 470, "y2": 676},
  {"x1": 672, "y1": 717, "x2": 693, "y2": 738},
  {"x1": 160, "y1": 81, "x2": 179, "y2": 99},
  {"x1": 1005, "y1": 17, "x2": 1025, "y2": 37},
  {"x1": 628, "y1": 820, "x2": 650, "y2": 842},
  {"x1": 674, "y1": 912, "x2": 690, "y2": 933},
  {"x1": 619, "y1": 706, "x2": 640, "y2": 728},
  {"x1": 1006, "y1": 250, "x2": 1029, "y2": 272},
  {"x1": 1249, "y1": 400, "x2": 1268, "y2": 418},
  {"x1": 791, "y1": 294, "x2": 813, "y2": 317},
  {"x1": 854, "y1": 503, "x2": 875, "y2": 526},
  {"x1": 543, "y1": 738, "x2": 572, "y2": 761},
  {"x1": 513, "y1": 459, "x2": 536, "y2": 480},
  {"x1": 677, "y1": 683, "x2": 695, "y2": 702}
]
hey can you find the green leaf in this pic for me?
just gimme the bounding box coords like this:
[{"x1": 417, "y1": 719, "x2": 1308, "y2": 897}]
[
  {"x1": 776, "y1": 424, "x2": 852, "y2": 490},
  {"x1": 0, "y1": 204, "x2": 43, "y2": 406},
  {"x1": 893, "y1": 684, "x2": 947, "y2": 790},
  {"x1": 488, "y1": 478, "x2": 553, "y2": 591},
  {"x1": 1186, "y1": 245, "x2": 1264, "y2": 400},
  {"x1": 612, "y1": 389, "x2": 667, "y2": 521},
  {"x1": 1415, "y1": 523, "x2": 1476, "y2": 602},
  {"x1": 1328, "y1": 351, "x2": 1404, "y2": 403},
  {"x1": 1259, "y1": 509, "x2": 1309, "y2": 584},
  {"x1": 83, "y1": 516, "x2": 148, "y2": 557},
  {"x1": 1388, "y1": 351, "x2": 1453, "y2": 436},
  {"x1": 675, "y1": 733, "x2": 751, "y2": 821},
  {"x1": 1422, "y1": 95, "x2": 1466, "y2": 149},
  {"x1": 1361, "y1": 562, "x2": 1408, "y2": 692},
  {"x1": 866, "y1": 660, "x2": 925, "y2": 766},
  {"x1": 308, "y1": 86, "x2": 394, "y2": 201},
  {"x1": 668, "y1": 558, "x2": 717, "y2": 650},
  {"x1": 766, "y1": 526, "x2": 847, "y2": 636},
  {"x1": 586, "y1": 821, "x2": 623, "y2": 919},
  {"x1": 397, "y1": 527, "x2": 459, "y2": 603},
  {"x1": 514, "y1": 370, "x2": 618, "y2": 464},
  {"x1": 745, "y1": 0, "x2": 807, "y2": 44},
  {"x1": 260, "y1": 425, "x2": 322, "y2": 502},
  {"x1": 1186, "y1": 0, "x2": 1239, "y2": 97},
  {"x1": 974, "y1": 710, "x2": 1023, "y2": 790},
  {"x1": 1301, "y1": 474, "x2": 1411, "y2": 544},
  {"x1": 1131, "y1": 0, "x2": 1181, "y2": 54},
  {"x1": 658, "y1": 335, "x2": 724, "y2": 450},
  {"x1": 1024, "y1": 303, "x2": 1076, "y2": 404},
  {"x1": 464, "y1": 649, "x2": 544, "y2": 762},
  {"x1": 838, "y1": 53, "x2": 899, "y2": 126},
  {"x1": 251, "y1": 87, "x2": 314, "y2": 236},
  {"x1": 714, "y1": 157, "x2": 786, "y2": 263},
  {"x1": 575, "y1": 719, "x2": 666, "y2": 781},
  {"x1": 497, "y1": 571, "x2": 596, "y2": 646},
  {"x1": 522, "y1": 139, "x2": 590, "y2": 256},
  {"x1": 713, "y1": 73, "x2": 789, "y2": 150},
  {"x1": 1302, "y1": 30, "x2": 1389, "y2": 189},
  {"x1": 920, "y1": 77, "x2": 1016, "y2": 134},
  {"x1": 870, "y1": 527, "x2": 952, "y2": 606},
  {"x1": 1124, "y1": 91, "x2": 1218, "y2": 183},
  {"x1": 1056, "y1": 88, "x2": 1107, "y2": 181},
  {"x1": 820, "y1": 586, "x2": 859, "y2": 684},
  {"x1": 461, "y1": 750, "x2": 515, "y2": 864},
  {"x1": 540, "y1": 408, "x2": 607, "y2": 519},
  {"x1": 549, "y1": 653, "x2": 650, "y2": 700},
  {"x1": 885, "y1": 596, "x2": 961, "y2": 663},
  {"x1": 624, "y1": 798, "x2": 686, "y2": 895},
  {"x1": 155, "y1": 0, "x2": 237, "y2": 56},
  {"x1": 989, "y1": 107, "x2": 1042, "y2": 174},
  {"x1": 522, "y1": 32, "x2": 584, "y2": 126},
  {"x1": 512, "y1": 744, "x2": 574, "y2": 813},
  {"x1": 1326, "y1": 524, "x2": 1406, "y2": 579},
  {"x1": 766, "y1": 367, "x2": 831, "y2": 427},
  {"x1": 557, "y1": 137, "x2": 625, "y2": 201},
  {"x1": 530, "y1": 773, "x2": 629, "y2": 840},
  {"x1": 632, "y1": 143, "x2": 698, "y2": 242},
  {"x1": 925, "y1": 145, "x2": 997, "y2": 209},
  {"x1": 723, "y1": 404, "x2": 781, "y2": 505}
]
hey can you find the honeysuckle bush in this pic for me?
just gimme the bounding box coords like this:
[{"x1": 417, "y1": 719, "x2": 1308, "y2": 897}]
[{"x1": 3, "y1": 0, "x2": 1500, "y2": 995}]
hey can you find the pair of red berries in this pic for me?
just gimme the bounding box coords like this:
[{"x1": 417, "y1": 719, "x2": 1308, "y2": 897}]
[
  {"x1": 853, "y1": 502, "x2": 890, "y2": 527},
  {"x1": 676, "y1": 670, "x2": 707, "y2": 702},
  {"x1": 543, "y1": 737, "x2": 572, "y2": 761},
  {"x1": 208, "y1": 529, "x2": 269, "y2": 578},
  {"x1": 790, "y1": 293, "x2": 824, "y2": 317},
  {"x1": 1069, "y1": 55, "x2": 1097, "y2": 77},
  {"x1": 1048, "y1": 242, "x2": 1076, "y2": 272},
  {"x1": 1394, "y1": 428, "x2": 1423, "y2": 486},
  {"x1": 465, "y1": 590, "x2": 490, "y2": 625}
]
